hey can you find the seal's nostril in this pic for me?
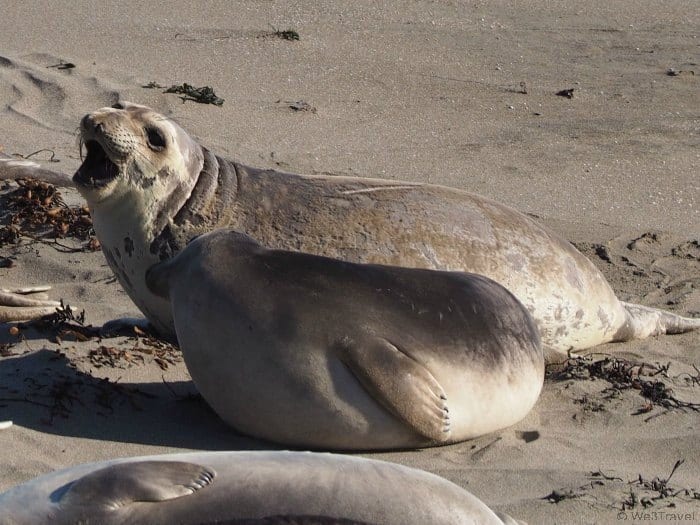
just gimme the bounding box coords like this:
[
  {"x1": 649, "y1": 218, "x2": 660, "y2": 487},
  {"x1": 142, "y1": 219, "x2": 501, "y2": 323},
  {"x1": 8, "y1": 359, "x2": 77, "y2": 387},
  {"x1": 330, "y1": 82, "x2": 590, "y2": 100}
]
[
  {"x1": 112, "y1": 102, "x2": 125, "y2": 110},
  {"x1": 80, "y1": 115, "x2": 105, "y2": 134}
]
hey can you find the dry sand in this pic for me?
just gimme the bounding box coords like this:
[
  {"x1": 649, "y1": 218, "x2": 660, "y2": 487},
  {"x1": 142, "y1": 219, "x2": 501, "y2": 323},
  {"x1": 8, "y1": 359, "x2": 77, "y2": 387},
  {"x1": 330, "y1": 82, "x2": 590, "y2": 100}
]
[{"x1": 0, "y1": 2, "x2": 698, "y2": 523}]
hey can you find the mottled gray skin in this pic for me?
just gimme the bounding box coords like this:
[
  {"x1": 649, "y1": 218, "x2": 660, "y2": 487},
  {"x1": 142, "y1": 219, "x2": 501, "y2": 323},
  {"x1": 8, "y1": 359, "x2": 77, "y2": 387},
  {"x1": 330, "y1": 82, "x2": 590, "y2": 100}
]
[
  {"x1": 146, "y1": 229, "x2": 543, "y2": 450},
  {"x1": 0, "y1": 451, "x2": 521, "y2": 524},
  {"x1": 72, "y1": 102, "x2": 700, "y2": 361}
]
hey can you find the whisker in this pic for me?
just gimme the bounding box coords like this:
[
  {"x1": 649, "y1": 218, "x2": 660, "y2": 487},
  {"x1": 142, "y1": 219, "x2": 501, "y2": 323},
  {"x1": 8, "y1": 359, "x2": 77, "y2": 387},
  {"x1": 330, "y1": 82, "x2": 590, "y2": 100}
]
[
  {"x1": 156, "y1": 113, "x2": 195, "y2": 126},
  {"x1": 131, "y1": 148, "x2": 158, "y2": 172},
  {"x1": 73, "y1": 127, "x2": 86, "y2": 162}
]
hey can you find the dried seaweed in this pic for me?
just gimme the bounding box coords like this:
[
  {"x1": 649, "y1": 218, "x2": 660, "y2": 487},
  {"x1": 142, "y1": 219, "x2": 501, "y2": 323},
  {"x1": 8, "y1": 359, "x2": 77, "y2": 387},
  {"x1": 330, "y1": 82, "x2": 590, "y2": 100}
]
[
  {"x1": 142, "y1": 81, "x2": 165, "y2": 89},
  {"x1": 288, "y1": 100, "x2": 317, "y2": 113},
  {"x1": 0, "y1": 226, "x2": 20, "y2": 245},
  {"x1": 543, "y1": 489, "x2": 584, "y2": 503},
  {"x1": 623, "y1": 460, "x2": 700, "y2": 510},
  {"x1": 164, "y1": 83, "x2": 224, "y2": 106},
  {"x1": 556, "y1": 88, "x2": 575, "y2": 98},
  {"x1": 545, "y1": 460, "x2": 698, "y2": 511},
  {"x1": 548, "y1": 355, "x2": 700, "y2": 415},
  {"x1": 143, "y1": 81, "x2": 223, "y2": 105},
  {"x1": 20, "y1": 302, "x2": 99, "y2": 343},
  {"x1": 272, "y1": 28, "x2": 299, "y2": 41},
  {"x1": 0, "y1": 350, "x2": 155, "y2": 424},
  {"x1": 88, "y1": 337, "x2": 181, "y2": 370},
  {"x1": 89, "y1": 346, "x2": 144, "y2": 368},
  {"x1": 0, "y1": 178, "x2": 99, "y2": 251},
  {"x1": 259, "y1": 25, "x2": 300, "y2": 41}
]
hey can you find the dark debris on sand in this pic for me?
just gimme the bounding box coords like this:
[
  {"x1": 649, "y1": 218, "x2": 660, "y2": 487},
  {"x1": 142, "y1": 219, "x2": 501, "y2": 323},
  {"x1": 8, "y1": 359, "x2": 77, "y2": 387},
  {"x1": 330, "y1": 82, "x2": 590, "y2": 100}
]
[
  {"x1": 14, "y1": 307, "x2": 183, "y2": 371},
  {"x1": 261, "y1": 25, "x2": 300, "y2": 41},
  {"x1": 545, "y1": 459, "x2": 699, "y2": 510},
  {"x1": 2, "y1": 331, "x2": 182, "y2": 422},
  {"x1": 547, "y1": 355, "x2": 700, "y2": 417},
  {"x1": 143, "y1": 81, "x2": 224, "y2": 105},
  {"x1": 0, "y1": 349, "x2": 156, "y2": 424},
  {"x1": 9, "y1": 300, "x2": 182, "y2": 371},
  {"x1": 17, "y1": 301, "x2": 99, "y2": 344},
  {"x1": 88, "y1": 337, "x2": 182, "y2": 371},
  {"x1": 271, "y1": 28, "x2": 299, "y2": 41},
  {"x1": 0, "y1": 178, "x2": 99, "y2": 252},
  {"x1": 163, "y1": 83, "x2": 224, "y2": 106},
  {"x1": 623, "y1": 459, "x2": 700, "y2": 509}
]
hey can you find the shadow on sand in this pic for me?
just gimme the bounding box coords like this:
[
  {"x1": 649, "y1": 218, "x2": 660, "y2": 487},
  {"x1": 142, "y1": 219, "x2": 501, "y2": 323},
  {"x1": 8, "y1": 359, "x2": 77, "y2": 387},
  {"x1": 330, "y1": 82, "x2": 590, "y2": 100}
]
[{"x1": 0, "y1": 348, "x2": 279, "y2": 452}]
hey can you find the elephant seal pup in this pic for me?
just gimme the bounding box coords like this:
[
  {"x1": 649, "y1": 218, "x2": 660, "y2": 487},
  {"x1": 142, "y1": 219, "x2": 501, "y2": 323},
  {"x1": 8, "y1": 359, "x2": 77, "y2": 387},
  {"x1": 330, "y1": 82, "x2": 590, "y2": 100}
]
[
  {"x1": 146, "y1": 229, "x2": 543, "y2": 450},
  {"x1": 0, "y1": 452, "x2": 524, "y2": 525},
  {"x1": 0, "y1": 156, "x2": 72, "y2": 322},
  {"x1": 0, "y1": 152, "x2": 75, "y2": 187},
  {"x1": 71, "y1": 102, "x2": 699, "y2": 360},
  {"x1": 0, "y1": 286, "x2": 61, "y2": 322}
]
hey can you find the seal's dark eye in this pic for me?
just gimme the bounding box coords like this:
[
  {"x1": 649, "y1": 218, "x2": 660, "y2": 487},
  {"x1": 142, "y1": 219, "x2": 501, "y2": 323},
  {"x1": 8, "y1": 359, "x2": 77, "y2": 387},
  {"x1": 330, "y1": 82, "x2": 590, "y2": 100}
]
[
  {"x1": 145, "y1": 127, "x2": 167, "y2": 151},
  {"x1": 112, "y1": 102, "x2": 125, "y2": 110}
]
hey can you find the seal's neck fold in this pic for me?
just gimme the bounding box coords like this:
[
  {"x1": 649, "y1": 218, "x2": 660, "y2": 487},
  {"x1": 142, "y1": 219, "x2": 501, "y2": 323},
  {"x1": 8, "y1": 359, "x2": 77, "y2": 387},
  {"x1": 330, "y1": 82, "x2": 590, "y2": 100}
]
[{"x1": 149, "y1": 148, "x2": 240, "y2": 261}]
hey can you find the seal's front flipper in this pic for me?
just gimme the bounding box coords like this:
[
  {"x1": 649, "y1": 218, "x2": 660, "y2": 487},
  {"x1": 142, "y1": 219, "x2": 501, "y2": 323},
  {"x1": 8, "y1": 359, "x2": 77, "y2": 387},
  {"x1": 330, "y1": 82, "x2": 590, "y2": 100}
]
[
  {"x1": 0, "y1": 153, "x2": 75, "y2": 187},
  {"x1": 340, "y1": 337, "x2": 451, "y2": 442},
  {"x1": 100, "y1": 317, "x2": 161, "y2": 338},
  {"x1": 0, "y1": 287, "x2": 62, "y2": 322},
  {"x1": 60, "y1": 461, "x2": 215, "y2": 511}
]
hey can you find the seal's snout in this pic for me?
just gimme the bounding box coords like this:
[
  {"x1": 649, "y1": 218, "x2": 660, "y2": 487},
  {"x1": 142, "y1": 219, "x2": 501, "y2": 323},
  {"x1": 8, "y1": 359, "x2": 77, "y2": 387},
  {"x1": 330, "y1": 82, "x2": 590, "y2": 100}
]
[
  {"x1": 80, "y1": 113, "x2": 105, "y2": 135},
  {"x1": 79, "y1": 117, "x2": 107, "y2": 152},
  {"x1": 80, "y1": 113, "x2": 92, "y2": 130}
]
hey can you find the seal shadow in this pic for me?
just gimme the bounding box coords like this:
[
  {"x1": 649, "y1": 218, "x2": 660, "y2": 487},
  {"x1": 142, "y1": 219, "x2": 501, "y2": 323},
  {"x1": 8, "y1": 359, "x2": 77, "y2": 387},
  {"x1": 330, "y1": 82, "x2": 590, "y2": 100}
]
[{"x1": 0, "y1": 348, "x2": 280, "y2": 451}]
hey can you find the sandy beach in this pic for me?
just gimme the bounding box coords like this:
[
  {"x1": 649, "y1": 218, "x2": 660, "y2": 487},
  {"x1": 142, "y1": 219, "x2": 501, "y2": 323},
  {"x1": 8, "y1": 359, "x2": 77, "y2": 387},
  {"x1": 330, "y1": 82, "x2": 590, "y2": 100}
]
[{"x1": 0, "y1": 2, "x2": 698, "y2": 523}]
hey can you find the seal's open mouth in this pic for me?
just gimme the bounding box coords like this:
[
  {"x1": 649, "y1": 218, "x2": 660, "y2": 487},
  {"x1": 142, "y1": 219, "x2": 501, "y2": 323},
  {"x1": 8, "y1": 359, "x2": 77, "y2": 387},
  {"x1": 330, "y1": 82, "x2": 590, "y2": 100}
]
[{"x1": 73, "y1": 140, "x2": 118, "y2": 188}]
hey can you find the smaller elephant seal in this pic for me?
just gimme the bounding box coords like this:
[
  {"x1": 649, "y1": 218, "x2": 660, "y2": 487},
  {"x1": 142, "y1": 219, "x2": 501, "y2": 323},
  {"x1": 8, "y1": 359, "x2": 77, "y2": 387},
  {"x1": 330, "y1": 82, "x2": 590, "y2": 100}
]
[
  {"x1": 0, "y1": 152, "x2": 74, "y2": 187},
  {"x1": 146, "y1": 229, "x2": 544, "y2": 451},
  {"x1": 0, "y1": 286, "x2": 61, "y2": 322},
  {"x1": 0, "y1": 451, "x2": 523, "y2": 525}
]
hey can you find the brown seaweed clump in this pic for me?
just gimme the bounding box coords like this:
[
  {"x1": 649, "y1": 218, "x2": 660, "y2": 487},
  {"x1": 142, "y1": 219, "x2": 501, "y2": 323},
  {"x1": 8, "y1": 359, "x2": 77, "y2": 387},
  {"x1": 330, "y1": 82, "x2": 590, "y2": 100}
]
[{"x1": 0, "y1": 178, "x2": 99, "y2": 251}]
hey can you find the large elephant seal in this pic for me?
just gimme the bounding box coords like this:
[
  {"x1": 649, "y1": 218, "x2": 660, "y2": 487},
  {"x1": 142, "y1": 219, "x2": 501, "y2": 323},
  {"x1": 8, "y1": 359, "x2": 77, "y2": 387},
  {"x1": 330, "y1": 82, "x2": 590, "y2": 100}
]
[
  {"x1": 37, "y1": 100, "x2": 694, "y2": 359},
  {"x1": 146, "y1": 229, "x2": 543, "y2": 450},
  {"x1": 0, "y1": 451, "x2": 523, "y2": 525}
]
